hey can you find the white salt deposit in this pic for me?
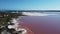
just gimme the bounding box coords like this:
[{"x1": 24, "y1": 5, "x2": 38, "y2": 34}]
[{"x1": 8, "y1": 18, "x2": 27, "y2": 34}]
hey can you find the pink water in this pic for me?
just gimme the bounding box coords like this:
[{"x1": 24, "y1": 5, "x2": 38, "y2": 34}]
[{"x1": 19, "y1": 16, "x2": 60, "y2": 34}]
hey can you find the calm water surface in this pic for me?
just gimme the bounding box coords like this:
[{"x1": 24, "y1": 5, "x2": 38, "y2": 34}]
[{"x1": 18, "y1": 15, "x2": 60, "y2": 34}]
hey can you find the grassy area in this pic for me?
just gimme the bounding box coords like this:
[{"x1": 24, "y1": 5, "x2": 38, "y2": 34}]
[{"x1": 0, "y1": 12, "x2": 24, "y2": 23}]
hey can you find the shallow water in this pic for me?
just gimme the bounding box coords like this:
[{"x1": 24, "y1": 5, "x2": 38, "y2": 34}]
[{"x1": 18, "y1": 15, "x2": 60, "y2": 34}]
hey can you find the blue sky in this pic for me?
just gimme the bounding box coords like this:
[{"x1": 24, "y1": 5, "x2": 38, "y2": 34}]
[{"x1": 0, "y1": 0, "x2": 60, "y2": 10}]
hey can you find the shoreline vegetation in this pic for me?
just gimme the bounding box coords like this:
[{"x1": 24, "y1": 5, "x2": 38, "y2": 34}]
[
  {"x1": 0, "y1": 11, "x2": 25, "y2": 24},
  {"x1": 0, "y1": 10, "x2": 35, "y2": 34},
  {"x1": 0, "y1": 11, "x2": 26, "y2": 34}
]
